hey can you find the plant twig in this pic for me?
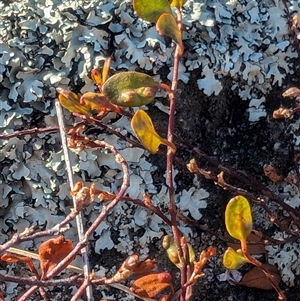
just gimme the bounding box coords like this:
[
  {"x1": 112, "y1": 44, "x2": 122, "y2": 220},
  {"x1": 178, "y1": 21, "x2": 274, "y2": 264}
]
[
  {"x1": 165, "y1": 7, "x2": 190, "y2": 301},
  {"x1": 0, "y1": 126, "x2": 59, "y2": 139},
  {"x1": 34, "y1": 138, "x2": 130, "y2": 288},
  {"x1": 55, "y1": 100, "x2": 94, "y2": 301},
  {"x1": 15, "y1": 133, "x2": 130, "y2": 300}
]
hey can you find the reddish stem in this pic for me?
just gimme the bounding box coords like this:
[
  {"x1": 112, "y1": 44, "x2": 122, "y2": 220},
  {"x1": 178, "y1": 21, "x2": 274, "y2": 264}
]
[
  {"x1": 0, "y1": 126, "x2": 59, "y2": 140},
  {"x1": 16, "y1": 138, "x2": 130, "y2": 300},
  {"x1": 165, "y1": 7, "x2": 190, "y2": 301}
]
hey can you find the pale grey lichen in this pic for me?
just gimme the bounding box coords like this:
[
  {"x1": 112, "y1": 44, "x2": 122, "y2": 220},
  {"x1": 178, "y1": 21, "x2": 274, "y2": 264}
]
[
  {"x1": 176, "y1": 187, "x2": 208, "y2": 220},
  {"x1": 183, "y1": 0, "x2": 299, "y2": 121},
  {"x1": 1, "y1": 1, "x2": 300, "y2": 298},
  {"x1": 266, "y1": 231, "x2": 300, "y2": 287}
]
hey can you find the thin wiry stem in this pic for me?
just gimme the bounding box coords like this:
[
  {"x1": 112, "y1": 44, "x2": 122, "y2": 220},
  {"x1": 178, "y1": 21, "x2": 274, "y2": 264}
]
[
  {"x1": 55, "y1": 100, "x2": 94, "y2": 301},
  {"x1": 71, "y1": 277, "x2": 91, "y2": 301},
  {"x1": 0, "y1": 273, "x2": 82, "y2": 287},
  {"x1": 13, "y1": 135, "x2": 130, "y2": 300},
  {"x1": 43, "y1": 138, "x2": 130, "y2": 280},
  {"x1": 165, "y1": 7, "x2": 190, "y2": 301},
  {"x1": 0, "y1": 214, "x2": 76, "y2": 256},
  {"x1": 0, "y1": 126, "x2": 59, "y2": 139}
]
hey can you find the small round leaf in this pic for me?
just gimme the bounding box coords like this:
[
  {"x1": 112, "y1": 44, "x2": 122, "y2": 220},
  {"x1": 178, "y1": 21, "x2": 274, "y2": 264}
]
[
  {"x1": 133, "y1": 0, "x2": 172, "y2": 23},
  {"x1": 225, "y1": 195, "x2": 252, "y2": 241},
  {"x1": 223, "y1": 247, "x2": 248, "y2": 270},
  {"x1": 102, "y1": 72, "x2": 159, "y2": 107}
]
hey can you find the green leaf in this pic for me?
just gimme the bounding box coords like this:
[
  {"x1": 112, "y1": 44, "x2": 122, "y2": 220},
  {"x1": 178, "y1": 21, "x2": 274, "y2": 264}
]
[
  {"x1": 162, "y1": 235, "x2": 195, "y2": 268},
  {"x1": 131, "y1": 110, "x2": 176, "y2": 154},
  {"x1": 133, "y1": 0, "x2": 172, "y2": 23},
  {"x1": 156, "y1": 13, "x2": 183, "y2": 53},
  {"x1": 225, "y1": 195, "x2": 252, "y2": 241},
  {"x1": 169, "y1": 0, "x2": 187, "y2": 8},
  {"x1": 162, "y1": 235, "x2": 180, "y2": 268},
  {"x1": 223, "y1": 247, "x2": 248, "y2": 270},
  {"x1": 102, "y1": 71, "x2": 159, "y2": 107}
]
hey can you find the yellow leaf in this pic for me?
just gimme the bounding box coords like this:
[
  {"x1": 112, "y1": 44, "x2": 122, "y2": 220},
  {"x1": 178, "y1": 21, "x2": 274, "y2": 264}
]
[
  {"x1": 102, "y1": 56, "x2": 112, "y2": 84},
  {"x1": 131, "y1": 110, "x2": 176, "y2": 154},
  {"x1": 156, "y1": 13, "x2": 183, "y2": 54},
  {"x1": 162, "y1": 235, "x2": 195, "y2": 268},
  {"x1": 56, "y1": 88, "x2": 90, "y2": 115},
  {"x1": 91, "y1": 69, "x2": 102, "y2": 86},
  {"x1": 223, "y1": 247, "x2": 248, "y2": 270},
  {"x1": 169, "y1": 0, "x2": 187, "y2": 8},
  {"x1": 225, "y1": 195, "x2": 252, "y2": 241}
]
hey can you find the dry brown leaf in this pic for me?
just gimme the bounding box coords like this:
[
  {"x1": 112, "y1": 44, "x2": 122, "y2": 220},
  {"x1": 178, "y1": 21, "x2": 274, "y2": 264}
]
[
  {"x1": 272, "y1": 108, "x2": 292, "y2": 119},
  {"x1": 38, "y1": 235, "x2": 74, "y2": 279},
  {"x1": 71, "y1": 182, "x2": 95, "y2": 211},
  {"x1": 291, "y1": 14, "x2": 299, "y2": 32},
  {"x1": 1, "y1": 253, "x2": 37, "y2": 275},
  {"x1": 263, "y1": 165, "x2": 283, "y2": 183},
  {"x1": 238, "y1": 264, "x2": 280, "y2": 290},
  {"x1": 98, "y1": 191, "x2": 116, "y2": 202},
  {"x1": 130, "y1": 272, "x2": 173, "y2": 299},
  {"x1": 282, "y1": 87, "x2": 300, "y2": 98}
]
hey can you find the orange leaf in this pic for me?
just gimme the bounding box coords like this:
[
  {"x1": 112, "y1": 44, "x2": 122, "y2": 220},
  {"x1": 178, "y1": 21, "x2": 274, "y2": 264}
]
[
  {"x1": 159, "y1": 296, "x2": 170, "y2": 301},
  {"x1": 80, "y1": 92, "x2": 115, "y2": 112},
  {"x1": 98, "y1": 191, "x2": 116, "y2": 201},
  {"x1": 132, "y1": 258, "x2": 156, "y2": 274},
  {"x1": 91, "y1": 57, "x2": 112, "y2": 89},
  {"x1": 91, "y1": 69, "x2": 103, "y2": 89},
  {"x1": 1, "y1": 253, "x2": 23, "y2": 263},
  {"x1": 1, "y1": 253, "x2": 37, "y2": 274},
  {"x1": 38, "y1": 235, "x2": 74, "y2": 279},
  {"x1": 130, "y1": 272, "x2": 173, "y2": 298},
  {"x1": 238, "y1": 264, "x2": 281, "y2": 290},
  {"x1": 282, "y1": 87, "x2": 300, "y2": 98},
  {"x1": 102, "y1": 56, "x2": 112, "y2": 85},
  {"x1": 272, "y1": 107, "x2": 292, "y2": 119}
]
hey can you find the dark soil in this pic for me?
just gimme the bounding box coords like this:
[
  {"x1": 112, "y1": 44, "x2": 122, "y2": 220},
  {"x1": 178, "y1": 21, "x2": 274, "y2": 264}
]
[{"x1": 149, "y1": 65, "x2": 300, "y2": 300}]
